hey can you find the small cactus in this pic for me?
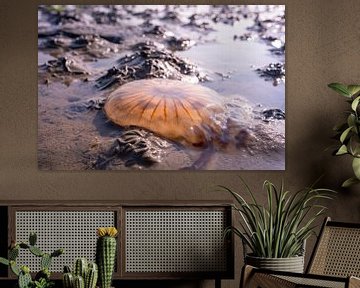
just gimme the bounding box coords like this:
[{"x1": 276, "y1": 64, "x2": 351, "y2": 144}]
[
  {"x1": 29, "y1": 232, "x2": 37, "y2": 246},
  {"x1": 9, "y1": 246, "x2": 19, "y2": 260},
  {"x1": 74, "y1": 258, "x2": 88, "y2": 279},
  {"x1": 85, "y1": 263, "x2": 98, "y2": 288},
  {"x1": 51, "y1": 248, "x2": 64, "y2": 257},
  {"x1": 64, "y1": 265, "x2": 72, "y2": 273},
  {"x1": 18, "y1": 268, "x2": 32, "y2": 288},
  {"x1": 74, "y1": 275, "x2": 85, "y2": 288},
  {"x1": 21, "y1": 265, "x2": 30, "y2": 274},
  {"x1": 0, "y1": 232, "x2": 64, "y2": 288},
  {"x1": 96, "y1": 227, "x2": 118, "y2": 288},
  {"x1": 35, "y1": 268, "x2": 50, "y2": 281},
  {"x1": 29, "y1": 245, "x2": 44, "y2": 257},
  {"x1": 63, "y1": 272, "x2": 74, "y2": 288},
  {"x1": 19, "y1": 243, "x2": 30, "y2": 249},
  {"x1": 41, "y1": 253, "x2": 52, "y2": 270},
  {"x1": 63, "y1": 259, "x2": 98, "y2": 288}
]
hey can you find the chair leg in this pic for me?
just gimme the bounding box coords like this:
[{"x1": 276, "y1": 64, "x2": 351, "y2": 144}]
[
  {"x1": 215, "y1": 278, "x2": 221, "y2": 288},
  {"x1": 240, "y1": 265, "x2": 255, "y2": 288}
]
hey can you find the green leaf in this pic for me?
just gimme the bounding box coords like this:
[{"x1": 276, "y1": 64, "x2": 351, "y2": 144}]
[
  {"x1": 29, "y1": 246, "x2": 44, "y2": 257},
  {"x1": 340, "y1": 126, "x2": 353, "y2": 143},
  {"x1": 50, "y1": 248, "x2": 63, "y2": 257},
  {"x1": 0, "y1": 257, "x2": 9, "y2": 266},
  {"x1": 328, "y1": 83, "x2": 351, "y2": 97},
  {"x1": 351, "y1": 96, "x2": 360, "y2": 111},
  {"x1": 352, "y1": 157, "x2": 360, "y2": 179},
  {"x1": 349, "y1": 135, "x2": 360, "y2": 157},
  {"x1": 347, "y1": 114, "x2": 356, "y2": 128},
  {"x1": 19, "y1": 243, "x2": 29, "y2": 249},
  {"x1": 40, "y1": 254, "x2": 51, "y2": 270},
  {"x1": 10, "y1": 261, "x2": 20, "y2": 276},
  {"x1": 29, "y1": 232, "x2": 37, "y2": 246},
  {"x1": 8, "y1": 247, "x2": 19, "y2": 261},
  {"x1": 342, "y1": 177, "x2": 360, "y2": 188},
  {"x1": 347, "y1": 85, "x2": 360, "y2": 97},
  {"x1": 336, "y1": 145, "x2": 348, "y2": 155}
]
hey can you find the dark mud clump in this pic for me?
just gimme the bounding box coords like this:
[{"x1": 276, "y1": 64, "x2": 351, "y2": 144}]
[
  {"x1": 41, "y1": 57, "x2": 89, "y2": 75},
  {"x1": 86, "y1": 97, "x2": 105, "y2": 110},
  {"x1": 38, "y1": 6, "x2": 127, "y2": 62},
  {"x1": 93, "y1": 129, "x2": 169, "y2": 169},
  {"x1": 39, "y1": 56, "x2": 90, "y2": 84},
  {"x1": 166, "y1": 37, "x2": 195, "y2": 51},
  {"x1": 256, "y1": 62, "x2": 285, "y2": 86},
  {"x1": 41, "y1": 34, "x2": 121, "y2": 59},
  {"x1": 261, "y1": 108, "x2": 285, "y2": 122},
  {"x1": 91, "y1": 6, "x2": 129, "y2": 25},
  {"x1": 38, "y1": 5, "x2": 84, "y2": 25},
  {"x1": 96, "y1": 43, "x2": 206, "y2": 90}
]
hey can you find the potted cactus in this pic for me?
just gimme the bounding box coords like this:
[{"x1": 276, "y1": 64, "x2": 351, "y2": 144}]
[
  {"x1": 62, "y1": 258, "x2": 98, "y2": 288},
  {"x1": 0, "y1": 232, "x2": 64, "y2": 288},
  {"x1": 96, "y1": 227, "x2": 118, "y2": 288}
]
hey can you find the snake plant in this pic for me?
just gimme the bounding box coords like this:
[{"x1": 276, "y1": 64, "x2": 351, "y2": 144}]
[{"x1": 221, "y1": 178, "x2": 335, "y2": 258}]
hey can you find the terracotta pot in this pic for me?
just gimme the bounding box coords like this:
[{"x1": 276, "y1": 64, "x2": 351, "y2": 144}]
[{"x1": 245, "y1": 254, "x2": 305, "y2": 273}]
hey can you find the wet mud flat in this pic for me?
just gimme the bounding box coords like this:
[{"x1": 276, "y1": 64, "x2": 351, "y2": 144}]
[{"x1": 38, "y1": 5, "x2": 285, "y2": 170}]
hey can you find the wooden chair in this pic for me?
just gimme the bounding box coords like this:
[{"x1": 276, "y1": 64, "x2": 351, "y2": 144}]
[{"x1": 241, "y1": 217, "x2": 360, "y2": 288}]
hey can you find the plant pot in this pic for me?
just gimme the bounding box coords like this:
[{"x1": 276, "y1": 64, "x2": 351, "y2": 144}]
[{"x1": 245, "y1": 254, "x2": 304, "y2": 273}]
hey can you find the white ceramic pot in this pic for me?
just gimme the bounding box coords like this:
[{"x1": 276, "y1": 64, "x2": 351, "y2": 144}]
[{"x1": 245, "y1": 254, "x2": 305, "y2": 273}]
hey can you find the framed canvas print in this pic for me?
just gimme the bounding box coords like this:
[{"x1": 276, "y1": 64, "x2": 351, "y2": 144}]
[{"x1": 38, "y1": 5, "x2": 285, "y2": 170}]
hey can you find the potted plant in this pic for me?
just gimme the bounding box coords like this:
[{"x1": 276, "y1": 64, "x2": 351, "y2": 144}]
[
  {"x1": 62, "y1": 258, "x2": 98, "y2": 288},
  {"x1": 61, "y1": 227, "x2": 118, "y2": 288},
  {"x1": 96, "y1": 227, "x2": 118, "y2": 288},
  {"x1": 221, "y1": 179, "x2": 334, "y2": 273},
  {"x1": 328, "y1": 83, "x2": 360, "y2": 187},
  {"x1": 0, "y1": 232, "x2": 64, "y2": 288}
]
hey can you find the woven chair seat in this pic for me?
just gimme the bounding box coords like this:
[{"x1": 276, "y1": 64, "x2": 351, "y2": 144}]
[
  {"x1": 241, "y1": 218, "x2": 360, "y2": 288},
  {"x1": 277, "y1": 275, "x2": 347, "y2": 288}
]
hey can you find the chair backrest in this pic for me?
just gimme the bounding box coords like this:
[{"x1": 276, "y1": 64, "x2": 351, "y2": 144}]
[{"x1": 307, "y1": 217, "x2": 360, "y2": 277}]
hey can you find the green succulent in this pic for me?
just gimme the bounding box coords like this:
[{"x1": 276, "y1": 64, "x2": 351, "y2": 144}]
[{"x1": 32, "y1": 278, "x2": 54, "y2": 288}]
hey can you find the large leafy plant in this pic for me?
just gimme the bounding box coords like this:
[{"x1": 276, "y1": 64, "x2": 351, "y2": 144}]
[
  {"x1": 222, "y1": 179, "x2": 334, "y2": 258},
  {"x1": 328, "y1": 83, "x2": 360, "y2": 187}
]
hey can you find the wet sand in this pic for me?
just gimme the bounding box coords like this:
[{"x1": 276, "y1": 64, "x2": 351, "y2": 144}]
[{"x1": 38, "y1": 5, "x2": 285, "y2": 170}]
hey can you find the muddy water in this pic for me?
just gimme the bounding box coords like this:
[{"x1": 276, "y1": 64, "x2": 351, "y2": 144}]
[
  {"x1": 38, "y1": 5, "x2": 285, "y2": 170},
  {"x1": 180, "y1": 22, "x2": 285, "y2": 108}
]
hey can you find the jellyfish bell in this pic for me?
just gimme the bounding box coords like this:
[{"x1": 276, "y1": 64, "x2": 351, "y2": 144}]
[{"x1": 103, "y1": 79, "x2": 227, "y2": 146}]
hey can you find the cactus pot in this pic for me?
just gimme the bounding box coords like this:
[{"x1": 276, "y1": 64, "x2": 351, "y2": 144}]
[{"x1": 245, "y1": 254, "x2": 304, "y2": 273}]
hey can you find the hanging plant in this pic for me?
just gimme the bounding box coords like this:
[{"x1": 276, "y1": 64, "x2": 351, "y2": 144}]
[{"x1": 328, "y1": 83, "x2": 360, "y2": 187}]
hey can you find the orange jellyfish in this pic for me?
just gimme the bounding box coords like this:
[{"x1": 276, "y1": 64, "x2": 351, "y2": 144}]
[{"x1": 103, "y1": 79, "x2": 226, "y2": 146}]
